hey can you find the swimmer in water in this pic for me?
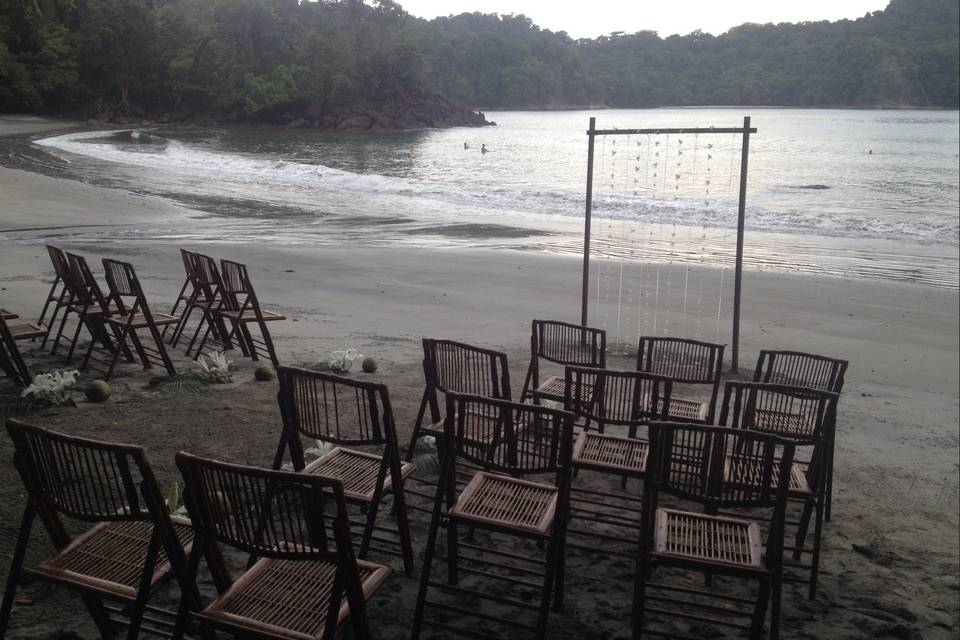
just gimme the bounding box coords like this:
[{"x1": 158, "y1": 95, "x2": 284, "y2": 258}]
[
  {"x1": 464, "y1": 142, "x2": 469, "y2": 150},
  {"x1": 481, "y1": 144, "x2": 489, "y2": 153}
]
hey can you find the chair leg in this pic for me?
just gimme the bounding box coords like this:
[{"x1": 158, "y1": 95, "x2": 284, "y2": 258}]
[
  {"x1": 37, "y1": 279, "x2": 60, "y2": 329},
  {"x1": 105, "y1": 325, "x2": 132, "y2": 381},
  {"x1": 825, "y1": 436, "x2": 835, "y2": 522},
  {"x1": 258, "y1": 320, "x2": 280, "y2": 368},
  {"x1": 537, "y1": 537, "x2": 557, "y2": 640},
  {"x1": 406, "y1": 389, "x2": 431, "y2": 462},
  {"x1": 808, "y1": 493, "x2": 826, "y2": 600},
  {"x1": 127, "y1": 330, "x2": 151, "y2": 370},
  {"x1": 0, "y1": 503, "x2": 36, "y2": 638},
  {"x1": 751, "y1": 578, "x2": 770, "y2": 640},
  {"x1": 172, "y1": 545, "x2": 205, "y2": 640},
  {"x1": 770, "y1": 573, "x2": 782, "y2": 640},
  {"x1": 65, "y1": 312, "x2": 87, "y2": 364},
  {"x1": 631, "y1": 551, "x2": 649, "y2": 640},
  {"x1": 410, "y1": 471, "x2": 448, "y2": 640},
  {"x1": 50, "y1": 304, "x2": 74, "y2": 355},
  {"x1": 147, "y1": 323, "x2": 177, "y2": 376},
  {"x1": 125, "y1": 531, "x2": 161, "y2": 640},
  {"x1": 359, "y1": 497, "x2": 381, "y2": 561}
]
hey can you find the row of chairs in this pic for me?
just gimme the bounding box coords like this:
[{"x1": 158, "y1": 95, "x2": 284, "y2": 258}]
[{"x1": 1, "y1": 246, "x2": 284, "y2": 385}]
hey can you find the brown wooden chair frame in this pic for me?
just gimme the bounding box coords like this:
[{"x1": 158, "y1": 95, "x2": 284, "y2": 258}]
[
  {"x1": 521, "y1": 319, "x2": 607, "y2": 403},
  {"x1": 0, "y1": 420, "x2": 199, "y2": 640},
  {"x1": 720, "y1": 380, "x2": 839, "y2": 600},
  {"x1": 38, "y1": 244, "x2": 71, "y2": 349},
  {"x1": 632, "y1": 421, "x2": 796, "y2": 640},
  {"x1": 172, "y1": 452, "x2": 387, "y2": 640},
  {"x1": 406, "y1": 338, "x2": 512, "y2": 462},
  {"x1": 179, "y1": 252, "x2": 239, "y2": 357},
  {"x1": 411, "y1": 393, "x2": 575, "y2": 640},
  {"x1": 0, "y1": 315, "x2": 38, "y2": 387},
  {"x1": 201, "y1": 259, "x2": 283, "y2": 368},
  {"x1": 636, "y1": 336, "x2": 725, "y2": 424},
  {"x1": 273, "y1": 365, "x2": 414, "y2": 574},
  {"x1": 97, "y1": 259, "x2": 179, "y2": 379},
  {"x1": 754, "y1": 349, "x2": 848, "y2": 522}
]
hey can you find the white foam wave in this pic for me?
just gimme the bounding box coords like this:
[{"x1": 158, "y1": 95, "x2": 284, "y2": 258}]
[{"x1": 33, "y1": 130, "x2": 959, "y2": 245}]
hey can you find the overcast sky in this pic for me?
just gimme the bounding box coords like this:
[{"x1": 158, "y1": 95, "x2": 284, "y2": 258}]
[{"x1": 398, "y1": 0, "x2": 891, "y2": 39}]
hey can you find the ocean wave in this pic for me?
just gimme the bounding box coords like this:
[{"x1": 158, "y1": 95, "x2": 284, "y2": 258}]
[{"x1": 34, "y1": 130, "x2": 959, "y2": 245}]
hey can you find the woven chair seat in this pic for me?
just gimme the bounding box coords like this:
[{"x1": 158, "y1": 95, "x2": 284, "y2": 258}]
[
  {"x1": 216, "y1": 309, "x2": 285, "y2": 322},
  {"x1": 30, "y1": 518, "x2": 194, "y2": 598},
  {"x1": 534, "y1": 376, "x2": 593, "y2": 403},
  {"x1": 572, "y1": 431, "x2": 649, "y2": 473},
  {"x1": 7, "y1": 322, "x2": 47, "y2": 340},
  {"x1": 304, "y1": 447, "x2": 414, "y2": 502},
  {"x1": 108, "y1": 312, "x2": 180, "y2": 328},
  {"x1": 659, "y1": 396, "x2": 708, "y2": 421},
  {"x1": 654, "y1": 508, "x2": 763, "y2": 569},
  {"x1": 202, "y1": 556, "x2": 389, "y2": 640},
  {"x1": 752, "y1": 409, "x2": 815, "y2": 439},
  {"x1": 450, "y1": 472, "x2": 558, "y2": 535},
  {"x1": 724, "y1": 455, "x2": 811, "y2": 496},
  {"x1": 0, "y1": 309, "x2": 18, "y2": 320}
]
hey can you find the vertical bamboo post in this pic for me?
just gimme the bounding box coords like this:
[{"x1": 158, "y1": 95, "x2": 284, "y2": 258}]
[
  {"x1": 581, "y1": 117, "x2": 596, "y2": 328},
  {"x1": 731, "y1": 116, "x2": 751, "y2": 372}
]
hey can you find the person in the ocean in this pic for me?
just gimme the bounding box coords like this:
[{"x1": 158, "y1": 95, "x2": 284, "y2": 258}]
[
  {"x1": 481, "y1": 144, "x2": 489, "y2": 153},
  {"x1": 464, "y1": 142, "x2": 469, "y2": 150}
]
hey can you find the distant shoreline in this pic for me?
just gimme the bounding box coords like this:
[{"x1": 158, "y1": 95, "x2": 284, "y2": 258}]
[{"x1": 474, "y1": 103, "x2": 958, "y2": 112}]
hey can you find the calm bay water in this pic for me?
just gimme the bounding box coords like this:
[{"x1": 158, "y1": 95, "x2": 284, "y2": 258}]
[{"x1": 24, "y1": 108, "x2": 960, "y2": 289}]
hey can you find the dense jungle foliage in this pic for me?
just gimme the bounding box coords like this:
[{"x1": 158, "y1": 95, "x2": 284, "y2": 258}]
[{"x1": 0, "y1": 0, "x2": 956, "y2": 121}]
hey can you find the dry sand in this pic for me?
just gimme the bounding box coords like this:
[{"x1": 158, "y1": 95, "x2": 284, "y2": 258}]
[{"x1": 0, "y1": 116, "x2": 957, "y2": 639}]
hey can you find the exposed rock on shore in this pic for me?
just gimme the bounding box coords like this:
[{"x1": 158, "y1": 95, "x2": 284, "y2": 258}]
[{"x1": 88, "y1": 91, "x2": 494, "y2": 131}]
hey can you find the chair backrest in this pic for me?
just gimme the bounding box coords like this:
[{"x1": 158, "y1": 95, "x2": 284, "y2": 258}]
[
  {"x1": 176, "y1": 452, "x2": 353, "y2": 562},
  {"x1": 0, "y1": 317, "x2": 31, "y2": 385},
  {"x1": 102, "y1": 259, "x2": 156, "y2": 319},
  {"x1": 444, "y1": 392, "x2": 575, "y2": 477},
  {"x1": 277, "y1": 365, "x2": 393, "y2": 452},
  {"x1": 754, "y1": 350, "x2": 848, "y2": 394},
  {"x1": 66, "y1": 252, "x2": 109, "y2": 310},
  {"x1": 6, "y1": 419, "x2": 164, "y2": 523},
  {"x1": 531, "y1": 319, "x2": 606, "y2": 367},
  {"x1": 564, "y1": 365, "x2": 673, "y2": 428},
  {"x1": 636, "y1": 336, "x2": 724, "y2": 384},
  {"x1": 646, "y1": 420, "x2": 796, "y2": 512},
  {"x1": 46, "y1": 245, "x2": 71, "y2": 281},
  {"x1": 424, "y1": 338, "x2": 511, "y2": 400},
  {"x1": 719, "y1": 381, "x2": 838, "y2": 445}
]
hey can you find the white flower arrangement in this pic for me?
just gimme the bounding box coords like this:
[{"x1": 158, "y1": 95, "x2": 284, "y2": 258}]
[
  {"x1": 314, "y1": 348, "x2": 362, "y2": 374},
  {"x1": 194, "y1": 351, "x2": 233, "y2": 383},
  {"x1": 21, "y1": 370, "x2": 80, "y2": 405}
]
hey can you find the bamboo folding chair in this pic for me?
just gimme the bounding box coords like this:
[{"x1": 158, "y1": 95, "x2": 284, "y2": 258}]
[
  {"x1": 181, "y1": 252, "x2": 238, "y2": 357},
  {"x1": 163, "y1": 249, "x2": 199, "y2": 344},
  {"x1": 520, "y1": 319, "x2": 606, "y2": 404},
  {"x1": 719, "y1": 381, "x2": 839, "y2": 600},
  {"x1": 411, "y1": 393, "x2": 575, "y2": 640},
  {"x1": 562, "y1": 366, "x2": 673, "y2": 557},
  {"x1": 636, "y1": 336, "x2": 725, "y2": 423},
  {"x1": 172, "y1": 452, "x2": 389, "y2": 640},
  {"x1": 273, "y1": 366, "x2": 415, "y2": 574},
  {"x1": 0, "y1": 314, "x2": 45, "y2": 386},
  {"x1": 754, "y1": 350, "x2": 848, "y2": 521},
  {"x1": 632, "y1": 422, "x2": 796, "y2": 640},
  {"x1": 0, "y1": 420, "x2": 199, "y2": 640},
  {"x1": 96, "y1": 259, "x2": 179, "y2": 379},
  {"x1": 38, "y1": 244, "x2": 72, "y2": 348},
  {"x1": 57, "y1": 252, "x2": 134, "y2": 369},
  {"x1": 406, "y1": 338, "x2": 512, "y2": 462},
  {"x1": 201, "y1": 259, "x2": 283, "y2": 368}
]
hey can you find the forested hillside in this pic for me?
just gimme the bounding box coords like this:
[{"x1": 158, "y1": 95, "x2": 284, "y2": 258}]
[{"x1": 0, "y1": 0, "x2": 956, "y2": 127}]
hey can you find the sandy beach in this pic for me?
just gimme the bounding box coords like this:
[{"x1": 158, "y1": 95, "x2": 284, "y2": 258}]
[{"x1": 0, "y1": 116, "x2": 957, "y2": 639}]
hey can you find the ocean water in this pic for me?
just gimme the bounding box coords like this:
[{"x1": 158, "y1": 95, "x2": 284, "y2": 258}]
[{"x1": 22, "y1": 108, "x2": 960, "y2": 289}]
